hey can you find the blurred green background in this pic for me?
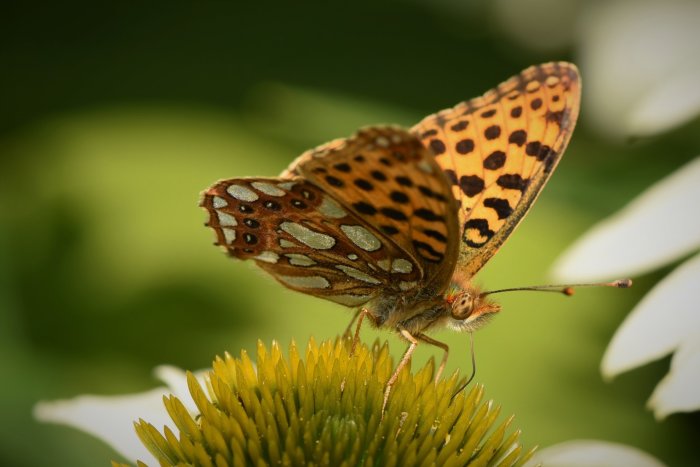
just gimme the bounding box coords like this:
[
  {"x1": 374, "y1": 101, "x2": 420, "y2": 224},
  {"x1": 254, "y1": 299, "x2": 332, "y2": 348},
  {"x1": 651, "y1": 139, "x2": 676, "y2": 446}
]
[{"x1": 1, "y1": 2, "x2": 698, "y2": 466}]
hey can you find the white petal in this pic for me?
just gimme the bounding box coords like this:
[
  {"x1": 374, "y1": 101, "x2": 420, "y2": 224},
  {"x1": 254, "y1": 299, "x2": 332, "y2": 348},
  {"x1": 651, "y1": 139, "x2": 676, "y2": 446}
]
[
  {"x1": 648, "y1": 335, "x2": 700, "y2": 419},
  {"x1": 552, "y1": 157, "x2": 700, "y2": 282},
  {"x1": 33, "y1": 365, "x2": 203, "y2": 464},
  {"x1": 579, "y1": 0, "x2": 700, "y2": 139},
  {"x1": 527, "y1": 440, "x2": 666, "y2": 467},
  {"x1": 34, "y1": 388, "x2": 166, "y2": 464},
  {"x1": 627, "y1": 68, "x2": 700, "y2": 137},
  {"x1": 602, "y1": 253, "x2": 700, "y2": 378}
]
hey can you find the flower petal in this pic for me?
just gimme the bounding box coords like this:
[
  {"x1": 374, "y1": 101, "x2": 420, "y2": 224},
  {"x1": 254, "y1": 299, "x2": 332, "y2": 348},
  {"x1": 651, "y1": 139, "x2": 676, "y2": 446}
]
[
  {"x1": 627, "y1": 68, "x2": 700, "y2": 137},
  {"x1": 552, "y1": 157, "x2": 700, "y2": 282},
  {"x1": 648, "y1": 335, "x2": 700, "y2": 419},
  {"x1": 579, "y1": 0, "x2": 700, "y2": 138},
  {"x1": 602, "y1": 253, "x2": 700, "y2": 378},
  {"x1": 527, "y1": 440, "x2": 666, "y2": 467},
  {"x1": 33, "y1": 365, "x2": 198, "y2": 464},
  {"x1": 34, "y1": 388, "x2": 165, "y2": 464}
]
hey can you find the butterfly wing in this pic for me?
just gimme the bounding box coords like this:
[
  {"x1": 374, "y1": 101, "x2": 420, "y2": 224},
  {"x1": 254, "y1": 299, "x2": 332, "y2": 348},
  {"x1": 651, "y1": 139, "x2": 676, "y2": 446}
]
[
  {"x1": 412, "y1": 62, "x2": 581, "y2": 277},
  {"x1": 286, "y1": 126, "x2": 460, "y2": 292},
  {"x1": 201, "y1": 128, "x2": 459, "y2": 307},
  {"x1": 202, "y1": 177, "x2": 426, "y2": 307}
]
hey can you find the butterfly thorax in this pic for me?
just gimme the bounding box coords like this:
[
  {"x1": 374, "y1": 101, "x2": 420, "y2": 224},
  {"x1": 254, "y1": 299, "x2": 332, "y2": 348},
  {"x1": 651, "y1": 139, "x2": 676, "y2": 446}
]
[{"x1": 366, "y1": 287, "x2": 446, "y2": 334}]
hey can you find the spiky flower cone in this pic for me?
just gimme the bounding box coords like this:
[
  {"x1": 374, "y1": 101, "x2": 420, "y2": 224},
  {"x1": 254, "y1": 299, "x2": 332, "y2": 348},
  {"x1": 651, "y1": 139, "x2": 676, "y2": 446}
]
[{"x1": 118, "y1": 338, "x2": 535, "y2": 466}]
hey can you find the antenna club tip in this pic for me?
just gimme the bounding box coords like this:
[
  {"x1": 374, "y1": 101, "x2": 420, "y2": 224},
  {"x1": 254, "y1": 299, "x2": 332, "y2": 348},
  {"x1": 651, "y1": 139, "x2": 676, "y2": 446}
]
[
  {"x1": 563, "y1": 287, "x2": 575, "y2": 296},
  {"x1": 614, "y1": 279, "x2": 633, "y2": 288}
]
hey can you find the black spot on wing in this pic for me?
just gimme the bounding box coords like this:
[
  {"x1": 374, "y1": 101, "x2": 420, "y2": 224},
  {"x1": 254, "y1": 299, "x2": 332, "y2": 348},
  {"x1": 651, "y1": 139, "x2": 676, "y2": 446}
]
[
  {"x1": 414, "y1": 208, "x2": 444, "y2": 222},
  {"x1": 354, "y1": 179, "x2": 374, "y2": 191},
  {"x1": 483, "y1": 198, "x2": 513, "y2": 219},
  {"x1": 484, "y1": 125, "x2": 501, "y2": 140},
  {"x1": 418, "y1": 185, "x2": 448, "y2": 202},
  {"x1": 525, "y1": 141, "x2": 541, "y2": 157},
  {"x1": 264, "y1": 200, "x2": 281, "y2": 211},
  {"x1": 371, "y1": 170, "x2": 387, "y2": 181},
  {"x1": 390, "y1": 191, "x2": 410, "y2": 204},
  {"x1": 381, "y1": 225, "x2": 399, "y2": 235},
  {"x1": 395, "y1": 176, "x2": 413, "y2": 187},
  {"x1": 422, "y1": 228, "x2": 448, "y2": 243},
  {"x1": 546, "y1": 110, "x2": 565, "y2": 123},
  {"x1": 325, "y1": 175, "x2": 344, "y2": 187},
  {"x1": 244, "y1": 218, "x2": 260, "y2": 228},
  {"x1": 497, "y1": 174, "x2": 529, "y2": 191},
  {"x1": 508, "y1": 130, "x2": 527, "y2": 146},
  {"x1": 459, "y1": 175, "x2": 484, "y2": 197},
  {"x1": 381, "y1": 207, "x2": 407, "y2": 221},
  {"x1": 456, "y1": 139, "x2": 475, "y2": 155},
  {"x1": 483, "y1": 151, "x2": 506, "y2": 170},
  {"x1": 353, "y1": 201, "x2": 377, "y2": 215},
  {"x1": 413, "y1": 240, "x2": 444, "y2": 263},
  {"x1": 450, "y1": 120, "x2": 469, "y2": 131},
  {"x1": 429, "y1": 139, "x2": 446, "y2": 155},
  {"x1": 463, "y1": 219, "x2": 494, "y2": 248}
]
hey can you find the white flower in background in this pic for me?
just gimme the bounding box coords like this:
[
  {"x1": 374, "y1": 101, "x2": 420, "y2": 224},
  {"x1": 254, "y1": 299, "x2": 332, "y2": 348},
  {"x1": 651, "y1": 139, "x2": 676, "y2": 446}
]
[
  {"x1": 526, "y1": 440, "x2": 666, "y2": 467},
  {"x1": 553, "y1": 157, "x2": 700, "y2": 418},
  {"x1": 492, "y1": 0, "x2": 700, "y2": 140},
  {"x1": 34, "y1": 365, "x2": 204, "y2": 465},
  {"x1": 578, "y1": 0, "x2": 700, "y2": 139}
]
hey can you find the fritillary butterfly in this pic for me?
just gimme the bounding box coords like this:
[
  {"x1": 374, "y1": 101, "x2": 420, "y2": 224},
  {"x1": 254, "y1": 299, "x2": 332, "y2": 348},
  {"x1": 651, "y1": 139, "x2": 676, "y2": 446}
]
[{"x1": 201, "y1": 62, "x2": 581, "y2": 406}]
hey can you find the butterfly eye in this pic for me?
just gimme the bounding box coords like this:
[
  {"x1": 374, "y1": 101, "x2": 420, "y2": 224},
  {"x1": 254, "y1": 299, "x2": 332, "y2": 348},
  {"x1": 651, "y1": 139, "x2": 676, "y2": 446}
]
[{"x1": 451, "y1": 293, "x2": 474, "y2": 320}]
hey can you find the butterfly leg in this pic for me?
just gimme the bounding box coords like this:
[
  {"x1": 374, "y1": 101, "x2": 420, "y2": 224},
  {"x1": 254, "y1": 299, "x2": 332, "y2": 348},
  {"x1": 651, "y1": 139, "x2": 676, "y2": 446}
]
[
  {"x1": 350, "y1": 308, "x2": 377, "y2": 356},
  {"x1": 382, "y1": 326, "x2": 419, "y2": 416},
  {"x1": 416, "y1": 333, "x2": 449, "y2": 384},
  {"x1": 342, "y1": 309, "x2": 361, "y2": 339}
]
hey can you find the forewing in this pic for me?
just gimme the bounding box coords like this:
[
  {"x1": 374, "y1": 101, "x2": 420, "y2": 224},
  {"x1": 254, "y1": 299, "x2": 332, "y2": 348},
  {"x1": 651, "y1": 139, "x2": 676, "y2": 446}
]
[
  {"x1": 201, "y1": 178, "x2": 423, "y2": 307},
  {"x1": 412, "y1": 62, "x2": 581, "y2": 277},
  {"x1": 286, "y1": 126, "x2": 460, "y2": 291}
]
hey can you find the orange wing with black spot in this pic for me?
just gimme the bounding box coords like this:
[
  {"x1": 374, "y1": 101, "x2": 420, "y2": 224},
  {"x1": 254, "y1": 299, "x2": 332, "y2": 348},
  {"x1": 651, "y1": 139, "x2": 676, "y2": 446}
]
[{"x1": 411, "y1": 62, "x2": 581, "y2": 278}]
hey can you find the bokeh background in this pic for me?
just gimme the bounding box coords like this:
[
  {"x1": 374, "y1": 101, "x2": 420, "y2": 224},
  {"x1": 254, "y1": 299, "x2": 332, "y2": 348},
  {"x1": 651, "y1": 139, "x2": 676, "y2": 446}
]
[{"x1": 1, "y1": 1, "x2": 698, "y2": 466}]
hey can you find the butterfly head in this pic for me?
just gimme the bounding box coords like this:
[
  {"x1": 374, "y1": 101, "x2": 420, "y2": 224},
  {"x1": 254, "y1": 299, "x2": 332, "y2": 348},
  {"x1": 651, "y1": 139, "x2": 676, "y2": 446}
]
[{"x1": 443, "y1": 274, "x2": 500, "y2": 332}]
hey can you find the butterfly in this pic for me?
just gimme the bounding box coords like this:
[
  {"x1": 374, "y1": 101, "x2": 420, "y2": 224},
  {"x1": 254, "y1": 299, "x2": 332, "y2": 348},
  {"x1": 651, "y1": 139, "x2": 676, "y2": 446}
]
[{"x1": 201, "y1": 62, "x2": 581, "y2": 410}]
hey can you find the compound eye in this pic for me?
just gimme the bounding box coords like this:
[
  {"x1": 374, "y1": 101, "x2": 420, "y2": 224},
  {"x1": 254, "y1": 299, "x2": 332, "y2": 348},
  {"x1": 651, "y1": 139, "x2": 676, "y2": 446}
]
[{"x1": 452, "y1": 293, "x2": 473, "y2": 319}]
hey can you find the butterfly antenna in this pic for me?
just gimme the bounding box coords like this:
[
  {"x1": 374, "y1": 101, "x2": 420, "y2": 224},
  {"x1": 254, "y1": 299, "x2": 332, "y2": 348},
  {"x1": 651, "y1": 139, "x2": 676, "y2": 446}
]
[
  {"x1": 451, "y1": 332, "x2": 476, "y2": 400},
  {"x1": 480, "y1": 278, "x2": 632, "y2": 298}
]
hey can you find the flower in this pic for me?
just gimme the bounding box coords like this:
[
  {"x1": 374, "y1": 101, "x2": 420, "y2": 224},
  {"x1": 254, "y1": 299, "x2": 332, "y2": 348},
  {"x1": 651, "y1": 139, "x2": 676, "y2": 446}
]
[
  {"x1": 34, "y1": 366, "x2": 208, "y2": 465},
  {"x1": 526, "y1": 440, "x2": 666, "y2": 467},
  {"x1": 35, "y1": 338, "x2": 535, "y2": 466},
  {"x1": 553, "y1": 157, "x2": 700, "y2": 418},
  {"x1": 577, "y1": 0, "x2": 700, "y2": 139}
]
